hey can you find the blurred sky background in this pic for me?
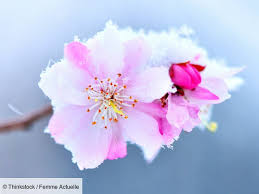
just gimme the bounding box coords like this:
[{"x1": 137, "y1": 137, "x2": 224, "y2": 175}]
[{"x1": 0, "y1": 0, "x2": 258, "y2": 193}]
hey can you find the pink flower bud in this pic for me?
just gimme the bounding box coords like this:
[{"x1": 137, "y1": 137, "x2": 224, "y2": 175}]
[{"x1": 169, "y1": 61, "x2": 205, "y2": 90}]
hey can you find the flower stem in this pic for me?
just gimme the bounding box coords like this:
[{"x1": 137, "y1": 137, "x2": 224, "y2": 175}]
[{"x1": 0, "y1": 104, "x2": 52, "y2": 133}]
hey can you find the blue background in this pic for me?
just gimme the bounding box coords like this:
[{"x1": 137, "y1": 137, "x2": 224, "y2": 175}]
[{"x1": 0, "y1": 0, "x2": 258, "y2": 193}]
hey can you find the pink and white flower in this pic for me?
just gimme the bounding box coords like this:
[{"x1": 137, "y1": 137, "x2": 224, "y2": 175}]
[{"x1": 39, "y1": 23, "x2": 172, "y2": 170}]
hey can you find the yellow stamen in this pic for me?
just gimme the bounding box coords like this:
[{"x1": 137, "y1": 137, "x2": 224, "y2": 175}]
[
  {"x1": 110, "y1": 101, "x2": 124, "y2": 115},
  {"x1": 206, "y1": 122, "x2": 218, "y2": 133}
]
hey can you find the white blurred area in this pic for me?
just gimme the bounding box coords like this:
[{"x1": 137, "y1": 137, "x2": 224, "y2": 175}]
[{"x1": 0, "y1": 1, "x2": 258, "y2": 194}]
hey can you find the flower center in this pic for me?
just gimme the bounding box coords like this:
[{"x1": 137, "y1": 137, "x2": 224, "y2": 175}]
[{"x1": 85, "y1": 74, "x2": 138, "y2": 129}]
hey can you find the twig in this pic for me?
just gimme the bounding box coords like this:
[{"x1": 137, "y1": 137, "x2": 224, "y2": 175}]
[{"x1": 0, "y1": 104, "x2": 52, "y2": 133}]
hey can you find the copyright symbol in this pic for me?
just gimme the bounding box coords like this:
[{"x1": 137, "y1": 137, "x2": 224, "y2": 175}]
[{"x1": 2, "y1": 184, "x2": 7, "y2": 189}]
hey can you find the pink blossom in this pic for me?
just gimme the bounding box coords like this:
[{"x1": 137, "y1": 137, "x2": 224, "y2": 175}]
[
  {"x1": 131, "y1": 58, "x2": 228, "y2": 146},
  {"x1": 39, "y1": 26, "x2": 171, "y2": 170},
  {"x1": 148, "y1": 60, "x2": 232, "y2": 143}
]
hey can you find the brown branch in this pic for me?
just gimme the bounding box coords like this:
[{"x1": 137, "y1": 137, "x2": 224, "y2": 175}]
[{"x1": 0, "y1": 104, "x2": 53, "y2": 133}]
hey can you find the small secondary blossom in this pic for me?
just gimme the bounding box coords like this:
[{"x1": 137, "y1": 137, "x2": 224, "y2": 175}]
[{"x1": 141, "y1": 28, "x2": 243, "y2": 142}]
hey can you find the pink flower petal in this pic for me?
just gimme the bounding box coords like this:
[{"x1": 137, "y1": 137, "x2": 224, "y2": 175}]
[
  {"x1": 186, "y1": 77, "x2": 230, "y2": 104},
  {"x1": 182, "y1": 106, "x2": 201, "y2": 132},
  {"x1": 166, "y1": 95, "x2": 201, "y2": 132},
  {"x1": 166, "y1": 95, "x2": 189, "y2": 129},
  {"x1": 106, "y1": 124, "x2": 127, "y2": 160},
  {"x1": 135, "y1": 102, "x2": 166, "y2": 118},
  {"x1": 157, "y1": 117, "x2": 182, "y2": 145},
  {"x1": 48, "y1": 105, "x2": 113, "y2": 170},
  {"x1": 86, "y1": 24, "x2": 125, "y2": 79},
  {"x1": 120, "y1": 108, "x2": 163, "y2": 162},
  {"x1": 135, "y1": 102, "x2": 180, "y2": 145},
  {"x1": 122, "y1": 38, "x2": 151, "y2": 77},
  {"x1": 39, "y1": 61, "x2": 92, "y2": 106},
  {"x1": 64, "y1": 41, "x2": 90, "y2": 70},
  {"x1": 186, "y1": 87, "x2": 219, "y2": 100},
  {"x1": 126, "y1": 66, "x2": 171, "y2": 103}
]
